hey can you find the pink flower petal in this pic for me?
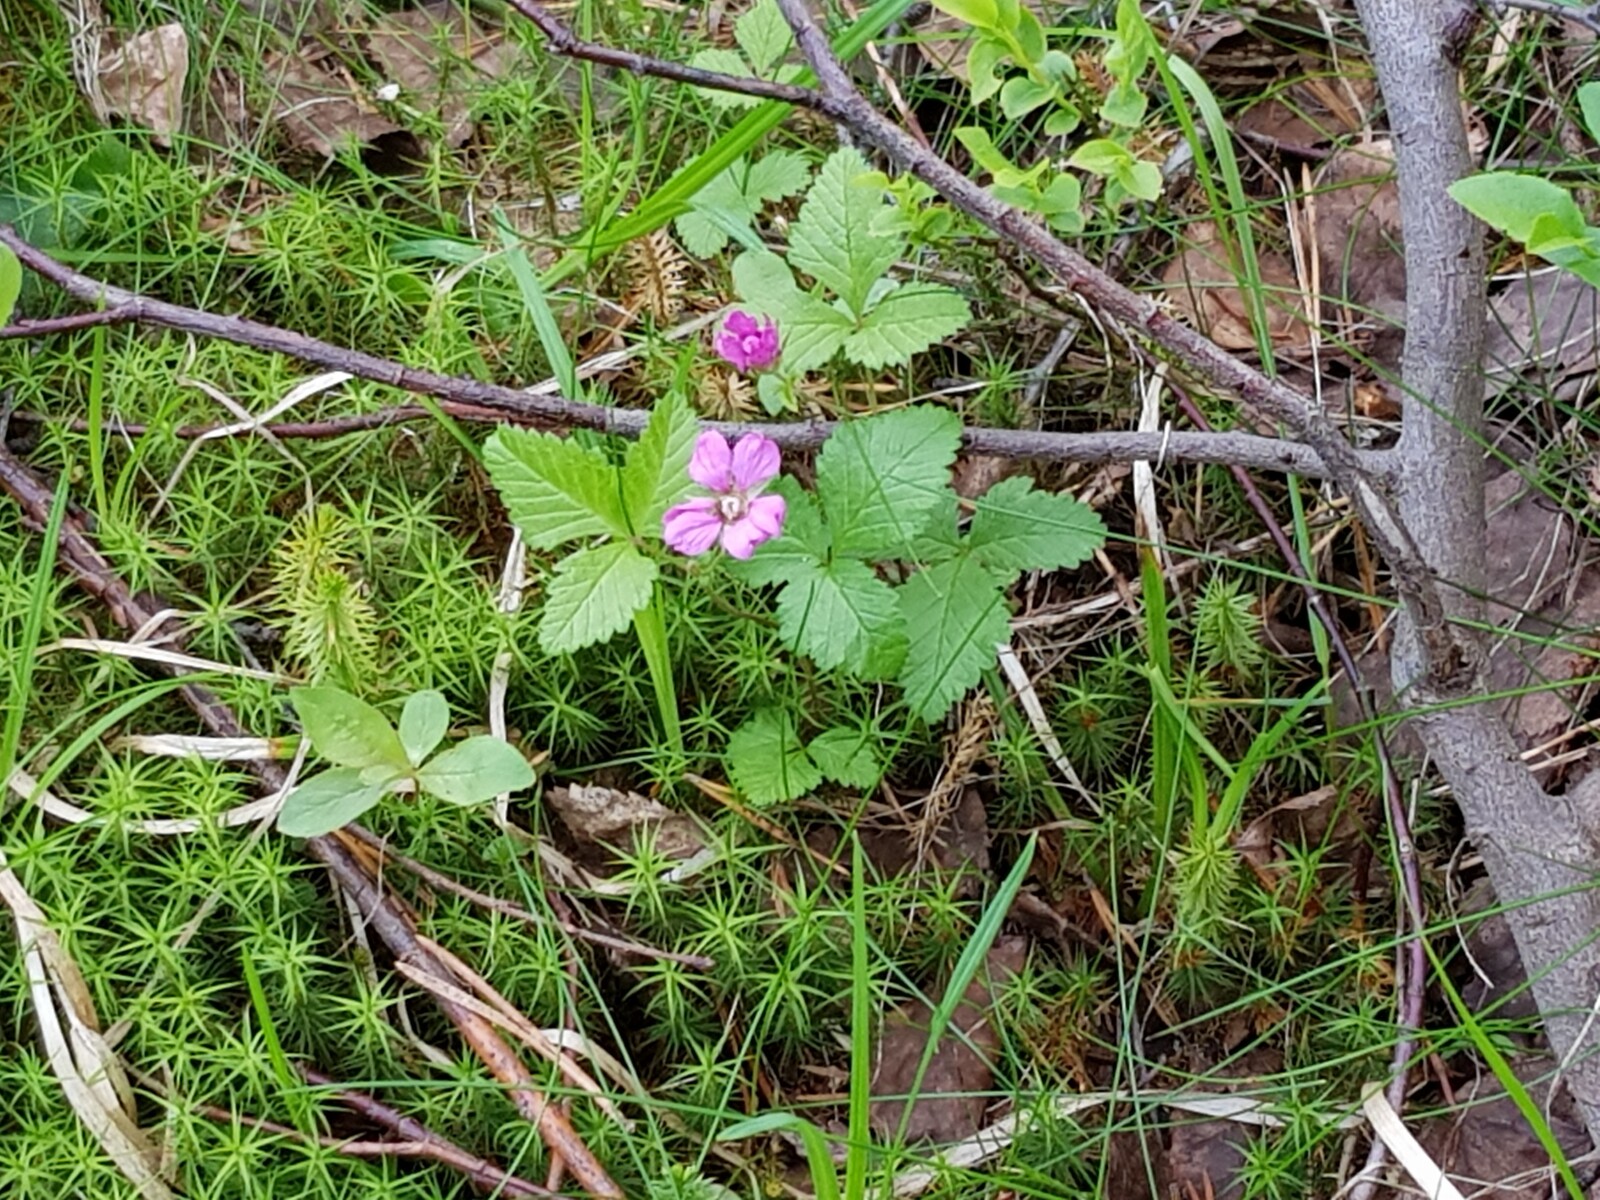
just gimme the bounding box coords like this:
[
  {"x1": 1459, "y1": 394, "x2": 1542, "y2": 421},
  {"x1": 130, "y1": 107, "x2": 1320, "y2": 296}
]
[
  {"x1": 687, "y1": 431, "x2": 733, "y2": 491},
  {"x1": 719, "y1": 518, "x2": 764, "y2": 560},
  {"x1": 713, "y1": 327, "x2": 751, "y2": 371},
  {"x1": 729, "y1": 434, "x2": 781, "y2": 491},
  {"x1": 662, "y1": 498, "x2": 724, "y2": 556},
  {"x1": 725, "y1": 310, "x2": 759, "y2": 338},
  {"x1": 744, "y1": 492, "x2": 786, "y2": 539}
]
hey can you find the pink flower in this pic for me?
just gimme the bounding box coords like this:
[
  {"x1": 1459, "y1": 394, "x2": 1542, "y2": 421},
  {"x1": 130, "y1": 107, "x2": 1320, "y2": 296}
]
[
  {"x1": 662, "y1": 431, "x2": 786, "y2": 559},
  {"x1": 713, "y1": 311, "x2": 780, "y2": 372}
]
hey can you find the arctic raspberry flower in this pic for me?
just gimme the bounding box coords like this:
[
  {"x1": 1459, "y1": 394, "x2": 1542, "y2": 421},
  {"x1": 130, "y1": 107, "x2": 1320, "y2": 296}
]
[
  {"x1": 662, "y1": 431, "x2": 786, "y2": 560},
  {"x1": 713, "y1": 311, "x2": 780, "y2": 373}
]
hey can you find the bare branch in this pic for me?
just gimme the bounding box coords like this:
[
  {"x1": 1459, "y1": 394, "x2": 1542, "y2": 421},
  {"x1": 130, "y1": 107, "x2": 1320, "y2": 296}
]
[{"x1": 0, "y1": 228, "x2": 1335, "y2": 477}]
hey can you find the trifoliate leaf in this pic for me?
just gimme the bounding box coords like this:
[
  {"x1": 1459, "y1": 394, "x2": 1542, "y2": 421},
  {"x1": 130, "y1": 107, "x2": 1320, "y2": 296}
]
[
  {"x1": 898, "y1": 556, "x2": 1010, "y2": 721},
  {"x1": 290, "y1": 686, "x2": 409, "y2": 771},
  {"x1": 776, "y1": 557, "x2": 906, "y2": 679},
  {"x1": 485, "y1": 428, "x2": 628, "y2": 550},
  {"x1": 418, "y1": 737, "x2": 535, "y2": 806},
  {"x1": 966, "y1": 477, "x2": 1107, "y2": 573},
  {"x1": 842, "y1": 283, "x2": 970, "y2": 369},
  {"x1": 807, "y1": 726, "x2": 881, "y2": 789},
  {"x1": 276, "y1": 767, "x2": 395, "y2": 837},
  {"x1": 728, "y1": 477, "x2": 829, "y2": 587},
  {"x1": 398, "y1": 690, "x2": 449, "y2": 767},
  {"x1": 622, "y1": 389, "x2": 697, "y2": 531},
  {"x1": 726, "y1": 710, "x2": 821, "y2": 806},
  {"x1": 676, "y1": 152, "x2": 812, "y2": 257},
  {"x1": 816, "y1": 405, "x2": 962, "y2": 559},
  {"x1": 538, "y1": 542, "x2": 659, "y2": 654},
  {"x1": 689, "y1": 47, "x2": 758, "y2": 110},
  {"x1": 735, "y1": 0, "x2": 792, "y2": 72},
  {"x1": 788, "y1": 147, "x2": 905, "y2": 316},
  {"x1": 732, "y1": 249, "x2": 853, "y2": 371}
]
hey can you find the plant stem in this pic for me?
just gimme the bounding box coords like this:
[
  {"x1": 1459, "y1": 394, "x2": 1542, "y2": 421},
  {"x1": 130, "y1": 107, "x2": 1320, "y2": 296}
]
[{"x1": 632, "y1": 587, "x2": 684, "y2": 762}]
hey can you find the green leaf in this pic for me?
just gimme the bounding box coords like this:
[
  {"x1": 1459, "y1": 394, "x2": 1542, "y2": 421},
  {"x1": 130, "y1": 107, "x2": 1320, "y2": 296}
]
[
  {"x1": 727, "y1": 710, "x2": 822, "y2": 805},
  {"x1": 689, "y1": 47, "x2": 759, "y2": 110},
  {"x1": 291, "y1": 686, "x2": 409, "y2": 771},
  {"x1": 1119, "y1": 160, "x2": 1163, "y2": 203},
  {"x1": 807, "y1": 726, "x2": 881, "y2": 789},
  {"x1": 728, "y1": 477, "x2": 829, "y2": 586},
  {"x1": 418, "y1": 737, "x2": 534, "y2": 806},
  {"x1": 485, "y1": 428, "x2": 628, "y2": 550},
  {"x1": 622, "y1": 389, "x2": 698, "y2": 531},
  {"x1": 1582, "y1": 82, "x2": 1600, "y2": 147},
  {"x1": 776, "y1": 557, "x2": 907, "y2": 678},
  {"x1": 1035, "y1": 171, "x2": 1083, "y2": 217},
  {"x1": 1043, "y1": 107, "x2": 1081, "y2": 137},
  {"x1": 843, "y1": 283, "x2": 971, "y2": 369},
  {"x1": 929, "y1": 0, "x2": 999, "y2": 28},
  {"x1": 1448, "y1": 173, "x2": 1585, "y2": 244},
  {"x1": 818, "y1": 405, "x2": 962, "y2": 559},
  {"x1": 0, "y1": 245, "x2": 20, "y2": 328},
  {"x1": 398, "y1": 690, "x2": 449, "y2": 767},
  {"x1": 736, "y1": 0, "x2": 793, "y2": 72},
  {"x1": 953, "y1": 126, "x2": 1016, "y2": 178},
  {"x1": 1009, "y1": 5, "x2": 1046, "y2": 63},
  {"x1": 746, "y1": 150, "x2": 814, "y2": 201},
  {"x1": 788, "y1": 147, "x2": 905, "y2": 316},
  {"x1": 676, "y1": 151, "x2": 811, "y2": 256},
  {"x1": 1068, "y1": 137, "x2": 1133, "y2": 177},
  {"x1": 538, "y1": 542, "x2": 659, "y2": 654},
  {"x1": 898, "y1": 556, "x2": 1011, "y2": 721},
  {"x1": 276, "y1": 767, "x2": 394, "y2": 838},
  {"x1": 999, "y1": 75, "x2": 1053, "y2": 119},
  {"x1": 968, "y1": 37, "x2": 1007, "y2": 103},
  {"x1": 966, "y1": 477, "x2": 1106, "y2": 573},
  {"x1": 1101, "y1": 80, "x2": 1147, "y2": 127},
  {"x1": 732, "y1": 249, "x2": 855, "y2": 371}
]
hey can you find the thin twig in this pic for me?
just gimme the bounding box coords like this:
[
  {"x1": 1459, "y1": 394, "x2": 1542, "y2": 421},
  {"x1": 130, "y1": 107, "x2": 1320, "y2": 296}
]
[
  {"x1": 1483, "y1": 0, "x2": 1600, "y2": 34},
  {"x1": 0, "y1": 229, "x2": 1334, "y2": 478},
  {"x1": 0, "y1": 307, "x2": 139, "y2": 338},
  {"x1": 339, "y1": 825, "x2": 715, "y2": 970},
  {"x1": 0, "y1": 443, "x2": 622, "y2": 1199}
]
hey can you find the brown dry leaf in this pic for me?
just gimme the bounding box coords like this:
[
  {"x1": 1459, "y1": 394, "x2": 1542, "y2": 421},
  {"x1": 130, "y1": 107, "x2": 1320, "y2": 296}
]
[
  {"x1": 263, "y1": 48, "x2": 403, "y2": 157},
  {"x1": 364, "y1": 4, "x2": 512, "y2": 150},
  {"x1": 1161, "y1": 220, "x2": 1310, "y2": 352},
  {"x1": 1236, "y1": 65, "x2": 1376, "y2": 149},
  {"x1": 1311, "y1": 141, "x2": 1406, "y2": 355},
  {"x1": 95, "y1": 24, "x2": 190, "y2": 146},
  {"x1": 1416, "y1": 1060, "x2": 1592, "y2": 1199},
  {"x1": 807, "y1": 787, "x2": 990, "y2": 887},
  {"x1": 869, "y1": 937, "x2": 1027, "y2": 1145},
  {"x1": 545, "y1": 783, "x2": 705, "y2": 860},
  {"x1": 1484, "y1": 268, "x2": 1600, "y2": 396}
]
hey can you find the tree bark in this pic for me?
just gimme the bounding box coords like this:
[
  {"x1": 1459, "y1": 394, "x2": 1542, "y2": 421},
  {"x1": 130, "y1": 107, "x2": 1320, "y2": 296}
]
[{"x1": 1358, "y1": 0, "x2": 1600, "y2": 1138}]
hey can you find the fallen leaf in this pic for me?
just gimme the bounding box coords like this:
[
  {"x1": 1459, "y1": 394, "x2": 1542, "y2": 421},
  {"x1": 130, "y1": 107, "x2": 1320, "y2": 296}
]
[
  {"x1": 264, "y1": 48, "x2": 404, "y2": 157},
  {"x1": 1311, "y1": 142, "x2": 1406, "y2": 358},
  {"x1": 95, "y1": 24, "x2": 190, "y2": 146},
  {"x1": 363, "y1": 5, "x2": 512, "y2": 150},
  {"x1": 869, "y1": 937, "x2": 1027, "y2": 1145},
  {"x1": 806, "y1": 787, "x2": 990, "y2": 887},
  {"x1": 1416, "y1": 1059, "x2": 1592, "y2": 1199},
  {"x1": 1161, "y1": 220, "x2": 1310, "y2": 352},
  {"x1": 1484, "y1": 268, "x2": 1600, "y2": 397},
  {"x1": 545, "y1": 783, "x2": 705, "y2": 861}
]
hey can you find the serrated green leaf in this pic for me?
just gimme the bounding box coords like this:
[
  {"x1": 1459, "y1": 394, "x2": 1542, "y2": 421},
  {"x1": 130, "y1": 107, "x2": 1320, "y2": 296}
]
[
  {"x1": 418, "y1": 737, "x2": 534, "y2": 806},
  {"x1": 966, "y1": 477, "x2": 1107, "y2": 573},
  {"x1": 731, "y1": 249, "x2": 854, "y2": 370},
  {"x1": 843, "y1": 283, "x2": 970, "y2": 369},
  {"x1": 728, "y1": 477, "x2": 829, "y2": 586},
  {"x1": 910, "y1": 492, "x2": 964, "y2": 562},
  {"x1": 898, "y1": 556, "x2": 1010, "y2": 721},
  {"x1": 807, "y1": 726, "x2": 881, "y2": 789},
  {"x1": 789, "y1": 147, "x2": 905, "y2": 315},
  {"x1": 291, "y1": 686, "x2": 409, "y2": 771},
  {"x1": 485, "y1": 428, "x2": 628, "y2": 550},
  {"x1": 276, "y1": 767, "x2": 393, "y2": 837},
  {"x1": 538, "y1": 542, "x2": 659, "y2": 654},
  {"x1": 398, "y1": 690, "x2": 449, "y2": 767},
  {"x1": 0, "y1": 245, "x2": 21, "y2": 328},
  {"x1": 777, "y1": 557, "x2": 906, "y2": 678},
  {"x1": 736, "y1": 0, "x2": 793, "y2": 71},
  {"x1": 622, "y1": 389, "x2": 697, "y2": 530},
  {"x1": 690, "y1": 47, "x2": 759, "y2": 109},
  {"x1": 1448, "y1": 173, "x2": 1584, "y2": 244},
  {"x1": 818, "y1": 405, "x2": 962, "y2": 559},
  {"x1": 745, "y1": 150, "x2": 813, "y2": 201},
  {"x1": 726, "y1": 710, "x2": 822, "y2": 805}
]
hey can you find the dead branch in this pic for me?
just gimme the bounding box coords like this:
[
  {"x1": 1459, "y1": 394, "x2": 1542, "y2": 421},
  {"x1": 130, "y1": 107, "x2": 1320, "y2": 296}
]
[
  {"x1": 0, "y1": 230, "x2": 1333, "y2": 478},
  {"x1": 0, "y1": 441, "x2": 622, "y2": 1198}
]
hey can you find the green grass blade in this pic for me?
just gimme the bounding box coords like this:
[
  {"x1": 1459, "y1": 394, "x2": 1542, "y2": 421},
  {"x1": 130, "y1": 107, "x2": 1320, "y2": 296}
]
[
  {"x1": 0, "y1": 475, "x2": 68, "y2": 793},
  {"x1": 846, "y1": 834, "x2": 872, "y2": 1200},
  {"x1": 496, "y1": 208, "x2": 581, "y2": 399}
]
